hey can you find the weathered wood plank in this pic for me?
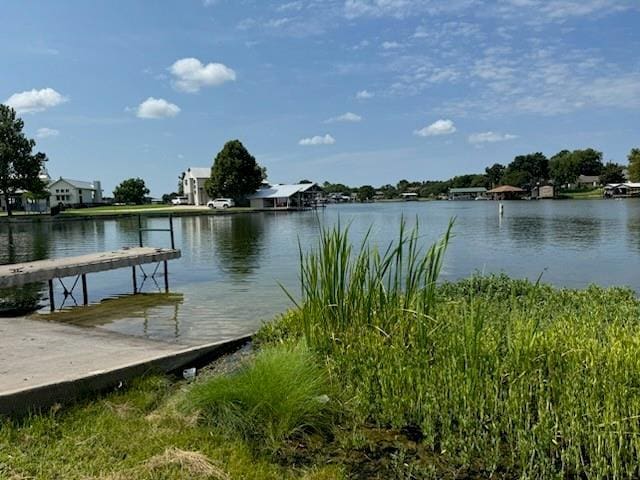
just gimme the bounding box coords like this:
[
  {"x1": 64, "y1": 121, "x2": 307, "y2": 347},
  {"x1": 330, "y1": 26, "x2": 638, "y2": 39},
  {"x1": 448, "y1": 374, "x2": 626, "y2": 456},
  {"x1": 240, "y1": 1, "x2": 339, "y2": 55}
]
[{"x1": 0, "y1": 247, "x2": 181, "y2": 288}]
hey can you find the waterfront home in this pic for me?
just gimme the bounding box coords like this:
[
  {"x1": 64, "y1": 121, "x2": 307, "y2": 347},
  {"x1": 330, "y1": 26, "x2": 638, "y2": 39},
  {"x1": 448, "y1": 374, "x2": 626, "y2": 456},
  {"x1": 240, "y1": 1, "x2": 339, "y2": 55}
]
[
  {"x1": 248, "y1": 183, "x2": 322, "y2": 209},
  {"x1": 448, "y1": 187, "x2": 487, "y2": 200},
  {"x1": 487, "y1": 185, "x2": 526, "y2": 200},
  {"x1": 49, "y1": 177, "x2": 103, "y2": 208},
  {"x1": 603, "y1": 182, "x2": 640, "y2": 198},
  {"x1": 181, "y1": 167, "x2": 212, "y2": 206},
  {"x1": 401, "y1": 192, "x2": 419, "y2": 201},
  {"x1": 567, "y1": 175, "x2": 601, "y2": 190}
]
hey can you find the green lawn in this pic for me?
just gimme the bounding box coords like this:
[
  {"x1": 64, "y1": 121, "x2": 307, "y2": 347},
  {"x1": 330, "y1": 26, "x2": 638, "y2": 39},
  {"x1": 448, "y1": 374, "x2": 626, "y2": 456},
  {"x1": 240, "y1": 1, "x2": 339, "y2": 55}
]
[
  {"x1": 559, "y1": 187, "x2": 603, "y2": 199},
  {"x1": 60, "y1": 205, "x2": 254, "y2": 217}
]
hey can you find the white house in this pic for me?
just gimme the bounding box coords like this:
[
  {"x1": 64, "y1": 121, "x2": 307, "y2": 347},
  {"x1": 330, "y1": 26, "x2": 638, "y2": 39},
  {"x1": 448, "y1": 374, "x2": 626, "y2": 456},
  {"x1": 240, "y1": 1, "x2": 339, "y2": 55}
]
[
  {"x1": 0, "y1": 167, "x2": 52, "y2": 213},
  {"x1": 182, "y1": 167, "x2": 212, "y2": 206},
  {"x1": 49, "y1": 177, "x2": 103, "y2": 207},
  {"x1": 248, "y1": 183, "x2": 322, "y2": 209}
]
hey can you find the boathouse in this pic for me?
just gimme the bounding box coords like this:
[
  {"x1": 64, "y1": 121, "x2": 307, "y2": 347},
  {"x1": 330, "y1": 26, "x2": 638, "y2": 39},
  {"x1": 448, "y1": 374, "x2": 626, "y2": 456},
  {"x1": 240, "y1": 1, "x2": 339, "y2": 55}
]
[
  {"x1": 448, "y1": 187, "x2": 487, "y2": 200},
  {"x1": 248, "y1": 183, "x2": 322, "y2": 209},
  {"x1": 487, "y1": 185, "x2": 526, "y2": 200},
  {"x1": 603, "y1": 183, "x2": 640, "y2": 198}
]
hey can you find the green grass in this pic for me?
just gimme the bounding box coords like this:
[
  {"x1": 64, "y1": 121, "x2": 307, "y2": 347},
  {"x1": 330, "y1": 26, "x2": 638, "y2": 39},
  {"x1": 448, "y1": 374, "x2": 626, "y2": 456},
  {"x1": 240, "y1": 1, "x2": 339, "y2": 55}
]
[
  {"x1": 257, "y1": 221, "x2": 640, "y2": 478},
  {"x1": 60, "y1": 205, "x2": 254, "y2": 217},
  {"x1": 0, "y1": 375, "x2": 344, "y2": 480},
  {"x1": 182, "y1": 343, "x2": 336, "y2": 452},
  {"x1": 560, "y1": 187, "x2": 603, "y2": 199}
]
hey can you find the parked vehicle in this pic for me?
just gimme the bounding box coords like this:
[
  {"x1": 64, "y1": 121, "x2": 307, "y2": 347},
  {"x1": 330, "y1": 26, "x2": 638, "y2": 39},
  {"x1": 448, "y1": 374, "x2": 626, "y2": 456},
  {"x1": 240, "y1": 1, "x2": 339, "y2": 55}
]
[
  {"x1": 207, "y1": 198, "x2": 235, "y2": 209},
  {"x1": 171, "y1": 196, "x2": 189, "y2": 205}
]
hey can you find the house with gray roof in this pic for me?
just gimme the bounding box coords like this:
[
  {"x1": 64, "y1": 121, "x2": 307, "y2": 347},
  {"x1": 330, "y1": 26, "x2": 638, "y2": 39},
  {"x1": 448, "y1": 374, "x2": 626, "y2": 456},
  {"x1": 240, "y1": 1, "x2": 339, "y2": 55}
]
[
  {"x1": 49, "y1": 177, "x2": 102, "y2": 207},
  {"x1": 181, "y1": 167, "x2": 212, "y2": 206}
]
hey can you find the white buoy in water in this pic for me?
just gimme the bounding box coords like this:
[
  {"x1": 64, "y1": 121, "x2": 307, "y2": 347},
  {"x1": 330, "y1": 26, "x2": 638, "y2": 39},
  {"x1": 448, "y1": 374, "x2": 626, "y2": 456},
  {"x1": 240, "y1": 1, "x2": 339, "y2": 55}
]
[{"x1": 499, "y1": 203, "x2": 504, "y2": 216}]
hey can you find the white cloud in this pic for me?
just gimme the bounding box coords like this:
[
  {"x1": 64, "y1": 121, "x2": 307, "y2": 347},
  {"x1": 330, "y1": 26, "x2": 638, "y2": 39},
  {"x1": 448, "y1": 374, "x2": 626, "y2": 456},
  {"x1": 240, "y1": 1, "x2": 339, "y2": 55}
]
[
  {"x1": 325, "y1": 112, "x2": 362, "y2": 123},
  {"x1": 169, "y1": 57, "x2": 236, "y2": 93},
  {"x1": 36, "y1": 127, "x2": 60, "y2": 138},
  {"x1": 136, "y1": 97, "x2": 181, "y2": 119},
  {"x1": 5, "y1": 88, "x2": 67, "y2": 114},
  {"x1": 468, "y1": 131, "x2": 518, "y2": 143},
  {"x1": 278, "y1": 1, "x2": 304, "y2": 11},
  {"x1": 414, "y1": 119, "x2": 456, "y2": 137},
  {"x1": 382, "y1": 41, "x2": 402, "y2": 49},
  {"x1": 356, "y1": 89, "x2": 374, "y2": 99},
  {"x1": 299, "y1": 134, "x2": 336, "y2": 146}
]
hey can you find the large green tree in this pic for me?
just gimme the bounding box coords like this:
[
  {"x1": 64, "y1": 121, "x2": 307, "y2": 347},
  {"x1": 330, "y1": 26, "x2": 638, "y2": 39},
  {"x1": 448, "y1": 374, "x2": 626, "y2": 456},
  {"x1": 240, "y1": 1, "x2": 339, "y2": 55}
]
[
  {"x1": 113, "y1": 177, "x2": 149, "y2": 204},
  {"x1": 357, "y1": 185, "x2": 376, "y2": 201},
  {"x1": 0, "y1": 105, "x2": 48, "y2": 216},
  {"x1": 485, "y1": 163, "x2": 505, "y2": 188},
  {"x1": 574, "y1": 148, "x2": 604, "y2": 176},
  {"x1": 599, "y1": 162, "x2": 626, "y2": 185},
  {"x1": 549, "y1": 150, "x2": 580, "y2": 186},
  {"x1": 504, "y1": 152, "x2": 549, "y2": 187},
  {"x1": 628, "y1": 148, "x2": 640, "y2": 182},
  {"x1": 205, "y1": 140, "x2": 264, "y2": 200}
]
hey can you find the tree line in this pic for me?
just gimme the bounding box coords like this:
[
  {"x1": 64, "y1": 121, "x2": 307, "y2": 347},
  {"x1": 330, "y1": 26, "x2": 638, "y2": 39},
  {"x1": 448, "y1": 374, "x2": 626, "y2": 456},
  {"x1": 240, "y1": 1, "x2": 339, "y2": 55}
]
[{"x1": 324, "y1": 148, "x2": 640, "y2": 201}]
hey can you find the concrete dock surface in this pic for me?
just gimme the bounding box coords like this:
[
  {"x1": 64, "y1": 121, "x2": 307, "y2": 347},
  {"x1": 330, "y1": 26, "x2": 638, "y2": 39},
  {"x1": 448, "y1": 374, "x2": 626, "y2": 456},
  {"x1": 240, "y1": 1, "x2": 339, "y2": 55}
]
[{"x1": 0, "y1": 316, "x2": 250, "y2": 416}]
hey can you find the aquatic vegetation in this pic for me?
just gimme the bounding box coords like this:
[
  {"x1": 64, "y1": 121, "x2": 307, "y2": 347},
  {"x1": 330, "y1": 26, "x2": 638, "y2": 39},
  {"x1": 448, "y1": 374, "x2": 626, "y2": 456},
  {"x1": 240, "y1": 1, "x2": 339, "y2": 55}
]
[{"x1": 261, "y1": 220, "x2": 640, "y2": 478}]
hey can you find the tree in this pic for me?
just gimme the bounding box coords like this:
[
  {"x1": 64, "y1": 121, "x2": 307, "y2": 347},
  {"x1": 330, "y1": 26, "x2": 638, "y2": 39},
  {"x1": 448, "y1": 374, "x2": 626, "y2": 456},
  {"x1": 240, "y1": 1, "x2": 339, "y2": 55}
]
[
  {"x1": 177, "y1": 172, "x2": 185, "y2": 195},
  {"x1": 0, "y1": 105, "x2": 48, "y2": 216},
  {"x1": 550, "y1": 150, "x2": 579, "y2": 186},
  {"x1": 485, "y1": 163, "x2": 505, "y2": 188},
  {"x1": 113, "y1": 178, "x2": 149, "y2": 204},
  {"x1": 599, "y1": 162, "x2": 626, "y2": 185},
  {"x1": 298, "y1": 179, "x2": 313, "y2": 184},
  {"x1": 628, "y1": 148, "x2": 640, "y2": 182},
  {"x1": 322, "y1": 181, "x2": 352, "y2": 194},
  {"x1": 504, "y1": 152, "x2": 549, "y2": 187},
  {"x1": 205, "y1": 140, "x2": 264, "y2": 200},
  {"x1": 574, "y1": 148, "x2": 603, "y2": 176},
  {"x1": 357, "y1": 185, "x2": 375, "y2": 201}
]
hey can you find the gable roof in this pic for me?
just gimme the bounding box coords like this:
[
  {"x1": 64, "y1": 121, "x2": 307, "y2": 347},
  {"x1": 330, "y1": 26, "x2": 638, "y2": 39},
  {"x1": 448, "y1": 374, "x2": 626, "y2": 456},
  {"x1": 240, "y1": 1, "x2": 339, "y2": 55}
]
[
  {"x1": 49, "y1": 178, "x2": 96, "y2": 190},
  {"x1": 248, "y1": 183, "x2": 317, "y2": 199},
  {"x1": 487, "y1": 185, "x2": 525, "y2": 193},
  {"x1": 186, "y1": 167, "x2": 210, "y2": 179}
]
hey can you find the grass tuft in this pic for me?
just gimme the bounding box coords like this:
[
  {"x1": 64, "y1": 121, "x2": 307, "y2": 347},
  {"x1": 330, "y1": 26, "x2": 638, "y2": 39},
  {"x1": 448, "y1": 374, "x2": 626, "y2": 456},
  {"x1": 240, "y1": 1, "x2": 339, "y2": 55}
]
[{"x1": 182, "y1": 342, "x2": 336, "y2": 451}]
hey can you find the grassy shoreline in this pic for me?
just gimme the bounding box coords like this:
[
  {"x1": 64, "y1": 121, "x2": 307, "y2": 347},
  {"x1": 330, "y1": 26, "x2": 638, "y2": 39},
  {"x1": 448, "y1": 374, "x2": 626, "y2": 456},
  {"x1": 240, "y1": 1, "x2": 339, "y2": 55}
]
[{"x1": 3, "y1": 223, "x2": 640, "y2": 479}]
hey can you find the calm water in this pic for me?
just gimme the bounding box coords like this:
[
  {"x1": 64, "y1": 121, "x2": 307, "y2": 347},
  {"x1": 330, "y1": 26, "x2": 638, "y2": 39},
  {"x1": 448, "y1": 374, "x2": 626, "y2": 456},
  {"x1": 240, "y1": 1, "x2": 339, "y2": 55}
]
[{"x1": 1, "y1": 200, "x2": 639, "y2": 344}]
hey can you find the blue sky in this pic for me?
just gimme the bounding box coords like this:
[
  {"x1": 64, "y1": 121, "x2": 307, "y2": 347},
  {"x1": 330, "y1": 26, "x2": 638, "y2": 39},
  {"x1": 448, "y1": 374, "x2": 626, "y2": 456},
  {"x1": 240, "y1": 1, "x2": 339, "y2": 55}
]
[{"x1": 2, "y1": 0, "x2": 639, "y2": 196}]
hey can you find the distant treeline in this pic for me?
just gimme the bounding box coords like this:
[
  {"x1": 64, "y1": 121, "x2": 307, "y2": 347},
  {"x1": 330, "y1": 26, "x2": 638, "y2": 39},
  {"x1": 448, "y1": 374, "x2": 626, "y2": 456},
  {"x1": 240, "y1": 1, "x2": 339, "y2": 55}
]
[{"x1": 323, "y1": 148, "x2": 640, "y2": 200}]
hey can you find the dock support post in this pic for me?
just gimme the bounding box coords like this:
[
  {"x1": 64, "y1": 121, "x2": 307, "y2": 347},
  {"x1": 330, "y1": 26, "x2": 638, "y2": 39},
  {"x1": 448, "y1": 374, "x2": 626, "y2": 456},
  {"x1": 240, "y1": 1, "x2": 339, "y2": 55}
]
[
  {"x1": 81, "y1": 274, "x2": 88, "y2": 305},
  {"x1": 163, "y1": 260, "x2": 169, "y2": 292},
  {"x1": 48, "y1": 279, "x2": 55, "y2": 312},
  {"x1": 132, "y1": 266, "x2": 138, "y2": 294},
  {"x1": 169, "y1": 215, "x2": 175, "y2": 249}
]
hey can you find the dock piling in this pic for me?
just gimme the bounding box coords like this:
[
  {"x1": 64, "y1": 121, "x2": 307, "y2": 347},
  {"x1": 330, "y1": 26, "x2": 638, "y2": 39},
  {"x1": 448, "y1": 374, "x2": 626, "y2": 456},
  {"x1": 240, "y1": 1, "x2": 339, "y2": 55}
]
[
  {"x1": 81, "y1": 274, "x2": 88, "y2": 305},
  {"x1": 132, "y1": 266, "x2": 138, "y2": 294},
  {"x1": 48, "y1": 279, "x2": 55, "y2": 312}
]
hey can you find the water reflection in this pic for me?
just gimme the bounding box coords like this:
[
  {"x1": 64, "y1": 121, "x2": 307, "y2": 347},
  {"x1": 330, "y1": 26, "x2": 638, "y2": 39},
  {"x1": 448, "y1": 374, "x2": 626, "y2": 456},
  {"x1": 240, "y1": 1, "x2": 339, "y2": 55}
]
[
  {"x1": 182, "y1": 214, "x2": 267, "y2": 279},
  {"x1": 37, "y1": 293, "x2": 185, "y2": 341},
  {"x1": 0, "y1": 223, "x2": 51, "y2": 314}
]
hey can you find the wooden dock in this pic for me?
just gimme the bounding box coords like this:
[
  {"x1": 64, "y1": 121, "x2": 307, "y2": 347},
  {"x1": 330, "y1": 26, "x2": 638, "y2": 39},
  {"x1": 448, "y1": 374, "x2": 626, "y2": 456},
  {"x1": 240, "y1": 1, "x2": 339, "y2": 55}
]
[{"x1": 0, "y1": 247, "x2": 181, "y2": 310}]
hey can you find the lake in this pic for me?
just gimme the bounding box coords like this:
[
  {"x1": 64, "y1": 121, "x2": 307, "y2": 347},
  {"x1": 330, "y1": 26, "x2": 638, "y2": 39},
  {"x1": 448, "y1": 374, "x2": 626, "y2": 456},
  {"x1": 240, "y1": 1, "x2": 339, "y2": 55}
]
[{"x1": 1, "y1": 199, "x2": 639, "y2": 344}]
